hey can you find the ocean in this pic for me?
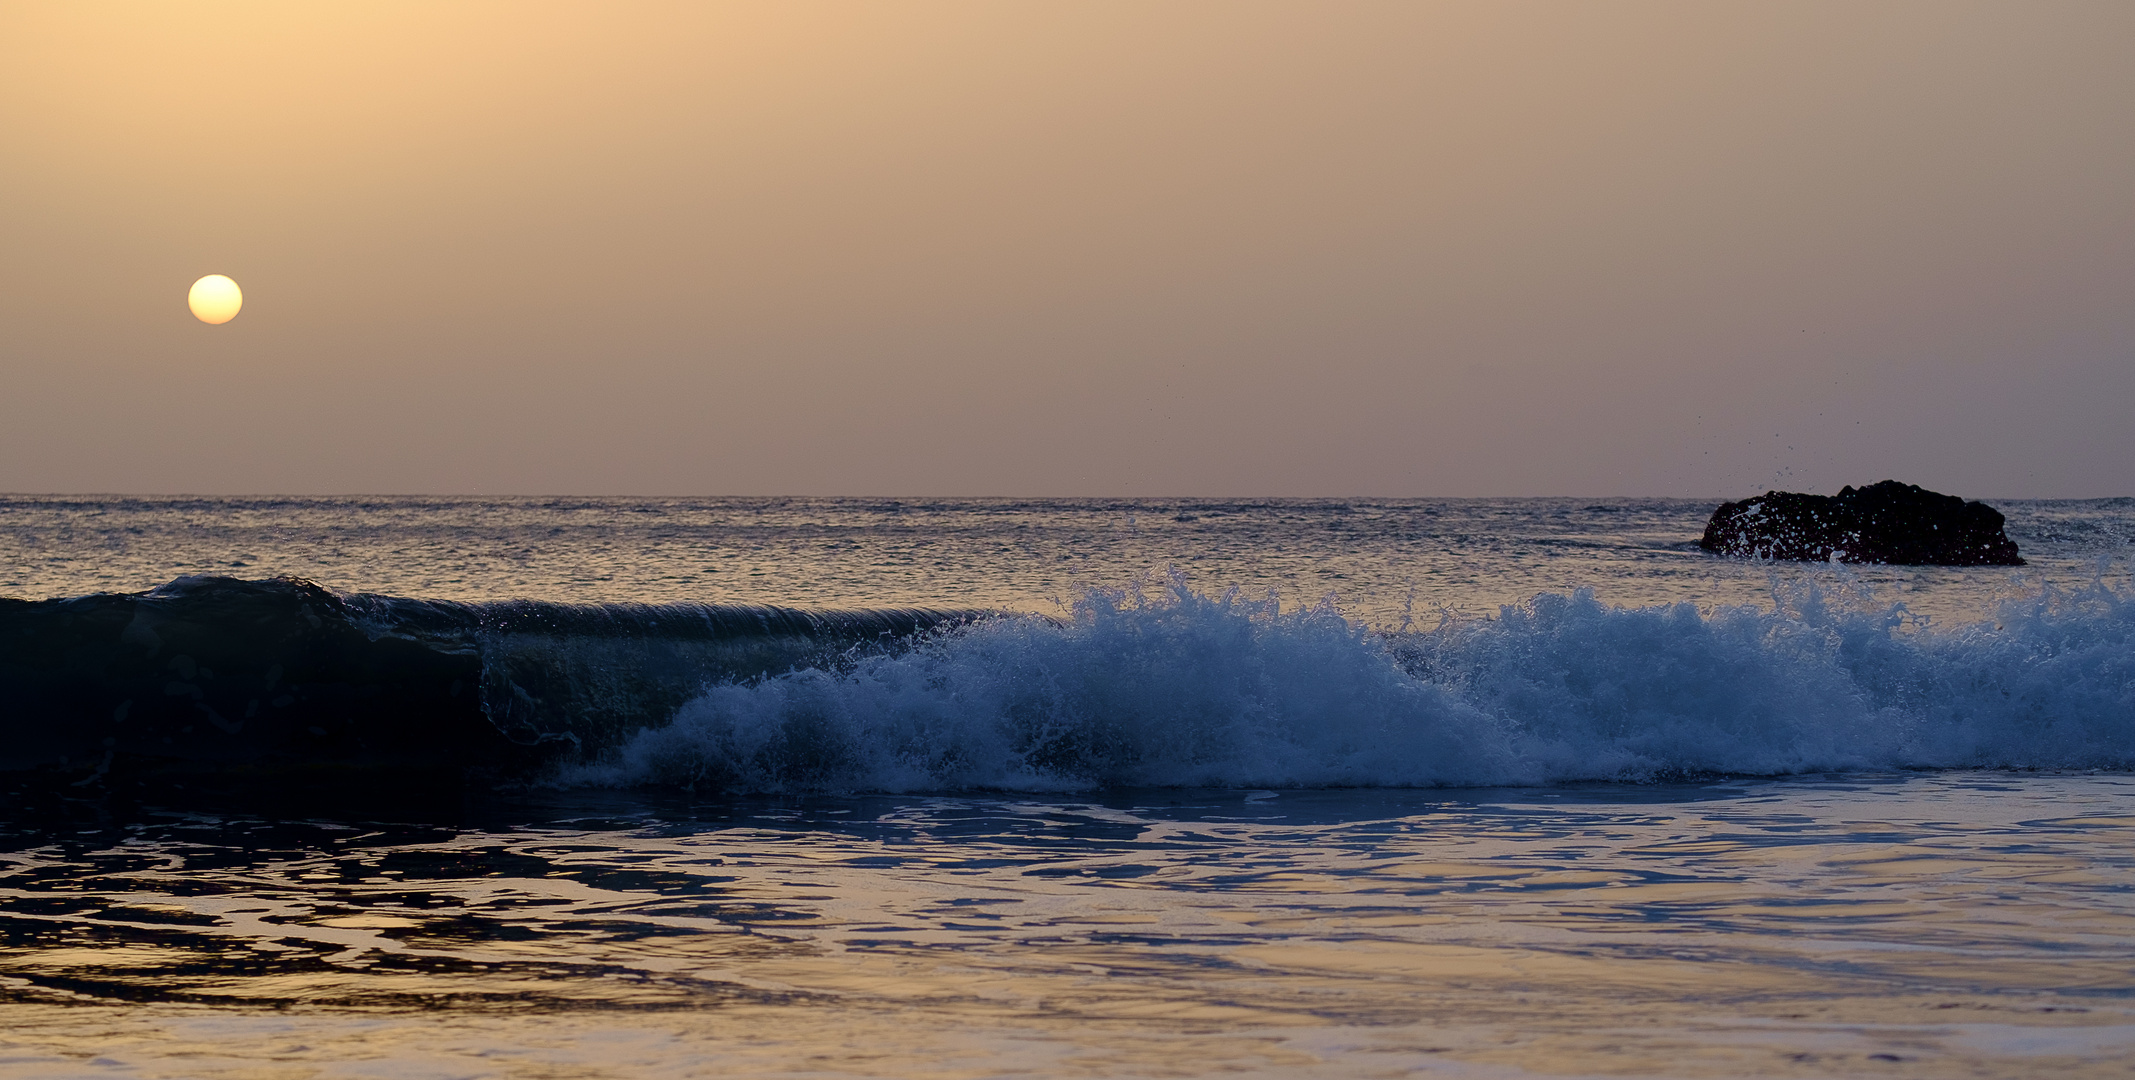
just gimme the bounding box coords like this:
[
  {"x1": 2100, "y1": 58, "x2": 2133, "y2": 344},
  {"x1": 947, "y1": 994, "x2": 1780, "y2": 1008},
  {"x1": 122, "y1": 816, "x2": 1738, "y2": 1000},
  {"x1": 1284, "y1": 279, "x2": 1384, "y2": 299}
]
[{"x1": 2, "y1": 495, "x2": 2132, "y2": 1078}]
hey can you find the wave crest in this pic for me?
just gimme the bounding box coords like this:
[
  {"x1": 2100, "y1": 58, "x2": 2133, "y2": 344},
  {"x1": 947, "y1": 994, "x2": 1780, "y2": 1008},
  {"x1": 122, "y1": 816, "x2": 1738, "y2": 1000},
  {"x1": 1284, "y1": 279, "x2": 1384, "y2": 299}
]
[{"x1": 584, "y1": 573, "x2": 2135, "y2": 793}]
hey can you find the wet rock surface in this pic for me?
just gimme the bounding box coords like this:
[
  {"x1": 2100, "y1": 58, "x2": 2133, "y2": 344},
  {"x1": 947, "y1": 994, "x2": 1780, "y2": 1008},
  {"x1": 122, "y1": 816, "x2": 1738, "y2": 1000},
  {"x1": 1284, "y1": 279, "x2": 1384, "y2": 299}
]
[{"x1": 1699, "y1": 480, "x2": 2023, "y2": 565}]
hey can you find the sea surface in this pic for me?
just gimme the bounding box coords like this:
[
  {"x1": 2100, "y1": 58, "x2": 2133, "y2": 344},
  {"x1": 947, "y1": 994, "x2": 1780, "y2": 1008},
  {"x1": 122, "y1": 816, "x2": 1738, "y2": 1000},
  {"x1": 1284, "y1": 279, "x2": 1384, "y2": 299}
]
[{"x1": 2, "y1": 495, "x2": 2132, "y2": 1078}]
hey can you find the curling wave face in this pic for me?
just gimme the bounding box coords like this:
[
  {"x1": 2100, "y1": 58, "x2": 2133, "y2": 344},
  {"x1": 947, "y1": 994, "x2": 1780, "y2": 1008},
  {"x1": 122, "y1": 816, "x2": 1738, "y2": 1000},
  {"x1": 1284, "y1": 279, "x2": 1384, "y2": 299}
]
[
  {"x1": 0, "y1": 576, "x2": 981, "y2": 788},
  {"x1": 585, "y1": 574, "x2": 2135, "y2": 792}
]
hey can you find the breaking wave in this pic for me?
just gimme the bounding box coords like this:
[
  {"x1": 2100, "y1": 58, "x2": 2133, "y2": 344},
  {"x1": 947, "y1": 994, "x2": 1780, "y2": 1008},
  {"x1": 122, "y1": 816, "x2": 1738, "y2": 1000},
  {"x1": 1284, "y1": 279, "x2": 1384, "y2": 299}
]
[
  {"x1": 0, "y1": 576, "x2": 981, "y2": 785},
  {"x1": 582, "y1": 572, "x2": 2135, "y2": 792},
  {"x1": 7, "y1": 573, "x2": 2132, "y2": 794}
]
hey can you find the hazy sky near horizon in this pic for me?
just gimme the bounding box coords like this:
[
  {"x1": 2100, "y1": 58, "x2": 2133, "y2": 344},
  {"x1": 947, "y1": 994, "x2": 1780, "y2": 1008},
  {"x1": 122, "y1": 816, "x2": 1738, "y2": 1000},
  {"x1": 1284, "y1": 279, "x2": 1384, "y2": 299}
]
[{"x1": 2, "y1": 2, "x2": 2130, "y2": 497}]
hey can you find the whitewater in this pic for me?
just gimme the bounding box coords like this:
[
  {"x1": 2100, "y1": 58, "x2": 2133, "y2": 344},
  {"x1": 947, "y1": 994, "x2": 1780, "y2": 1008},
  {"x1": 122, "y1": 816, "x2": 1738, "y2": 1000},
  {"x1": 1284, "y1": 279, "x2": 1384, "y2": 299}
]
[
  {"x1": 595, "y1": 572, "x2": 2135, "y2": 793},
  {"x1": 2, "y1": 495, "x2": 2132, "y2": 1078}
]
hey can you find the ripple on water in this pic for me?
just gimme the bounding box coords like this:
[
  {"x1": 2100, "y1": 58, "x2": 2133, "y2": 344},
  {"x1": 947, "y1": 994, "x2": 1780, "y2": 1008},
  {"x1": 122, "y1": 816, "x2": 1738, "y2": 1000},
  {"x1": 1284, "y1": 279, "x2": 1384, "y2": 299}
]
[{"x1": 0, "y1": 772, "x2": 2131, "y2": 1077}]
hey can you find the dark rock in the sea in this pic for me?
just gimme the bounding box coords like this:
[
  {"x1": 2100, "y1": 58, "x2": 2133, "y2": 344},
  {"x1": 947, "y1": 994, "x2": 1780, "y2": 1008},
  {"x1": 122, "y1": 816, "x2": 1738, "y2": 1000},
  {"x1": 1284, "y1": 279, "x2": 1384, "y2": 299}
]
[{"x1": 1699, "y1": 480, "x2": 2023, "y2": 566}]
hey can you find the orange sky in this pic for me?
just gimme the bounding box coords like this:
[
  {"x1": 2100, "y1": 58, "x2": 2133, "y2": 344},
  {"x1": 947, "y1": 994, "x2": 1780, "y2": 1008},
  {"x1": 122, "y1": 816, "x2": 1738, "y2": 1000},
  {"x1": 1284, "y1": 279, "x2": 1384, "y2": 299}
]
[{"x1": 2, "y1": 1, "x2": 2130, "y2": 496}]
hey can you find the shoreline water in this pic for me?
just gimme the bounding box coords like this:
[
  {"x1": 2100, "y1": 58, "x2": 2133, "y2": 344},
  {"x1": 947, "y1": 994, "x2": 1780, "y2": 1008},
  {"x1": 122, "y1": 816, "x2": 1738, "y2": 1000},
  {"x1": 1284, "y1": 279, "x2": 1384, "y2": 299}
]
[
  {"x1": 4, "y1": 772, "x2": 2132, "y2": 1078},
  {"x1": 3, "y1": 496, "x2": 2131, "y2": 1077}
]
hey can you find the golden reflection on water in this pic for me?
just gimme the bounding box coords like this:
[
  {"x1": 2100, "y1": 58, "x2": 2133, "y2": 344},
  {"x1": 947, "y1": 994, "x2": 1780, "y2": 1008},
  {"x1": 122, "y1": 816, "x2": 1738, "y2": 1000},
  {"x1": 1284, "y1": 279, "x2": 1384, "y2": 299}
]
[{"x1": 1, "y1": 773, "x2": 2132, "y2": 1078}]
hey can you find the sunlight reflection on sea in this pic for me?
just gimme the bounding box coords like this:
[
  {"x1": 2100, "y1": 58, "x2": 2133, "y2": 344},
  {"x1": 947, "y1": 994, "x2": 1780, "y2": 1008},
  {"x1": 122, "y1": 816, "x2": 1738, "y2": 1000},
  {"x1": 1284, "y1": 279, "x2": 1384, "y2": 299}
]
[{"x1": 3, "y1": 772, "x2": 2131, "y2": 1078}]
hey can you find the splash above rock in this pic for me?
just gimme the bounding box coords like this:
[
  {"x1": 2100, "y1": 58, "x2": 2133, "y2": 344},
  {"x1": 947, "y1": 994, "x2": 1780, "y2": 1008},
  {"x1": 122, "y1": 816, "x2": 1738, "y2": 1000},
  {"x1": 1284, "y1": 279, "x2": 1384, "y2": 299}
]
[{"x1": 1699, "y1": 481, "x2": 2023, "y2": 565}]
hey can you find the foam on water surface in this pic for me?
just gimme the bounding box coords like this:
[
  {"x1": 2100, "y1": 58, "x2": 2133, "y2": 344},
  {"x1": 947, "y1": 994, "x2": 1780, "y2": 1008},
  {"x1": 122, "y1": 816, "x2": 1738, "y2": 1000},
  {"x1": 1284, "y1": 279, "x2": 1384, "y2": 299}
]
[
  {"x1": 591, "y1": 573, "x2": 2135, "y2": 793},
  {"x1": 8, "y1": 555, "x2": 2129, "y2": 792},
  {"x1": 3, "y1": 496, "x2": 2132, "y2": 1077}
]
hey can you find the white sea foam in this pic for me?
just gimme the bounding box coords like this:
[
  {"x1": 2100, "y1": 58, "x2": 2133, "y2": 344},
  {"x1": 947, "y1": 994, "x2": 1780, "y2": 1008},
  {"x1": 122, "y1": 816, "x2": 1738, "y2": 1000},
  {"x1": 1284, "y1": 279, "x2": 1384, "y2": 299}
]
[{"x1": 579, "y1": 572, "x2": 2135, "y2": 792}]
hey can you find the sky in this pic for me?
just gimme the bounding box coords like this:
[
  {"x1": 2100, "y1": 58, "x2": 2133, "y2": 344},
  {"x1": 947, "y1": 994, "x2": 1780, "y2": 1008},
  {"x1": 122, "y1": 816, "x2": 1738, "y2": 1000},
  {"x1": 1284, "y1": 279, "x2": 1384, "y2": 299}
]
[{"x1": 2, "y1": 1, "x2": 2130, "y2": 498}]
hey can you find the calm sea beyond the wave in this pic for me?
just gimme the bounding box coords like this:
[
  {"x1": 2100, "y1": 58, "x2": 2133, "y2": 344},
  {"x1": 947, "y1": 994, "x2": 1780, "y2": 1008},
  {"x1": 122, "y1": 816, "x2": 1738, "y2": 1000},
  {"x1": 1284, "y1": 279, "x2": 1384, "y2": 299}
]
[{"x1": 2, "y1": 495, "x2": 2132, "y2": 1079}]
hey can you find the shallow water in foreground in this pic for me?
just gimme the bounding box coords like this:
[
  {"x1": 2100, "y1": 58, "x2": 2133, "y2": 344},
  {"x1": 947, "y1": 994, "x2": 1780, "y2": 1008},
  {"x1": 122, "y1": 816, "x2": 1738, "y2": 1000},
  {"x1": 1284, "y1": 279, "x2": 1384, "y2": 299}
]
[
  {"x1": 4, "y1": 772, "x2": 2132, "y2": 1078},
  {"x1": 5, "y1": 495, "x2": 2132, "y2": 1074}
]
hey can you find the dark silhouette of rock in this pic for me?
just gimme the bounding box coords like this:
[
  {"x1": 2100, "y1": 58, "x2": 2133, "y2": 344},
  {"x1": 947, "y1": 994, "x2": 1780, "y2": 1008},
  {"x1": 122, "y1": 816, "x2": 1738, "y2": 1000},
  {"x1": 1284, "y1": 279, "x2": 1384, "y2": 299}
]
[{"x1": 1699, "y1": 481, "x2": 2023, "y2": 565}]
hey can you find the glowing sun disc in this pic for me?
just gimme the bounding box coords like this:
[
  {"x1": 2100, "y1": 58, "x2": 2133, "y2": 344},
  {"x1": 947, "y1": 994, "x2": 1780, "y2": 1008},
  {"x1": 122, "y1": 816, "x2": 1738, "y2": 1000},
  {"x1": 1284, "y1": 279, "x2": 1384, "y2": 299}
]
[{"x1": 188, "y1": 274, "x2": 242, "y2": 324}]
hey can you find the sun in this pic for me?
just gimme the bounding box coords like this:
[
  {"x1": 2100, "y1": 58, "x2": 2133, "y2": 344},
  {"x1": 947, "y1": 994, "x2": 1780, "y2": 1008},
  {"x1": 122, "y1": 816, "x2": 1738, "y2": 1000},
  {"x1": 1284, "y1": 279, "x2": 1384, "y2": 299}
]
[{"x1": 188, "y1": 275, "x2": 243, "y2": 324}]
